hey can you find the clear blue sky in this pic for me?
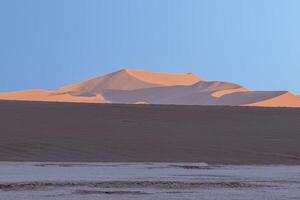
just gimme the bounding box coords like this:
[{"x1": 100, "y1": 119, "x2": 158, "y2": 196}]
[{"x1": 0, "y1": 0, "x2": 299, "y2": 93}]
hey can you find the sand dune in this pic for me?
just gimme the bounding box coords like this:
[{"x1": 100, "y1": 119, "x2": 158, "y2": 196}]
[
  {"x1": 0, "y1": 90, "x2": 51, "y2": 101},
  {"x1": 57, "y1": 69, "x2": 161, "y2": 94},
  {"x1": 247, "y1": 92, "x2": 300, "y2": 107},
  {"x1": 1, "y1": 100, "x2": 300, "y2": 164},
  {"x1": 102, "y1": 82, "x2": 295, "y2": 106},
  {"x1": 126, "y1": 68, "x2": 203, "y2": 85},
  {"x1": 214, "y1": 91, "x2": 289, "y2": 106},
  {"x1": 0, "y1": 90, "x2": 107, "y2": 103},
  {"x1": 57, "y1": 68, "x2": 202, "y2": 94},
  {"x1": 0, "y1": 68, "x2": 299, "y2": 107}
]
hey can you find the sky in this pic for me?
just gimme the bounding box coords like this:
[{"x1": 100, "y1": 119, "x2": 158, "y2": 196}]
[{"x1": 0, "y1": 0, "x2": 299, "y2": 94}]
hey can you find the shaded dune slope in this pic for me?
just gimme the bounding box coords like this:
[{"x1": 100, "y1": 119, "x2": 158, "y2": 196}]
[{"x1": 1, "y1": 100, "x2": 300, "y2": 164}]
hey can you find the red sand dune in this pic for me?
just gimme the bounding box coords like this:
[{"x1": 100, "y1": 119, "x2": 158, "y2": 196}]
[{"x1": 0, "y1": 68, "x2": 299, "y2": 107}]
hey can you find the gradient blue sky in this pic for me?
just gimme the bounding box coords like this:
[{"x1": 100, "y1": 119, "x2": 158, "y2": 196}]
[{"x1": 0, "y1": 0, "x2": 299, "y2": 93}]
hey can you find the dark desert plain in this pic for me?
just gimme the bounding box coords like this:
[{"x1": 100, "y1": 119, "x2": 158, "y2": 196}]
[{"x1": 1, "y1": 100, "x2": 300, "y2": 165}]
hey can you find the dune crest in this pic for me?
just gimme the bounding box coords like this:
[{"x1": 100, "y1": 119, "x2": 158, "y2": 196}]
[
  {"x1": 57, "y1": 68, "x2": 203, "y2": 94},
  {"x1": 0, "y1": 68, "x2": 299, "y2": 107},
  {"x1": 125, "y1": 68, "x2": 203, "y2": 86},
  {"x1": 212, "y1": 88, "x2": 248, "y2": 97}
]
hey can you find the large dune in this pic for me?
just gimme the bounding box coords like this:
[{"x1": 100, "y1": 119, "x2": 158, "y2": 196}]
[
  {"x1": 57, "y1": 68, "x2": 202, "y2": 94},
  {"x1": 0, "y1": 68, "x2": 299, "y2": 107}
]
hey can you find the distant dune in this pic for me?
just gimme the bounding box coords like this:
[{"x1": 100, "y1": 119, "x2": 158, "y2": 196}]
[
  {"x1": 0, "y1": 68, "x2": 299, "y2": 107},
  {"x1": 1, "y1": 100, "x2": 300, "y2": 164}
]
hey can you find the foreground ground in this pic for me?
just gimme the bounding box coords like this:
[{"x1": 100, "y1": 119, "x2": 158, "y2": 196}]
[
  {"x1": 1, "y1": 162, "x2": 300, "y2": 200},
  {"x1": 0, "y1": 100, "x2": 300, "y2": 164}
]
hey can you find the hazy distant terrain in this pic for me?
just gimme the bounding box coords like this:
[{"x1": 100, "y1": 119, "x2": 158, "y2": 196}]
[
  {"x1": 0, "y1": 69, "x2": 299, "y2": 107},
  {"x1": 1, "y1": 100, "x2": 300, "y2": 164}
]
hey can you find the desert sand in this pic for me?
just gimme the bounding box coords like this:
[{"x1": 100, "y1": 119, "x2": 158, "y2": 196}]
[
  {"x1": 1, "y1": 100, "x2": 300, "y2": 164},
  {"x1": 0, "y1": 68, "x2": 299, "y2": 107}
]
